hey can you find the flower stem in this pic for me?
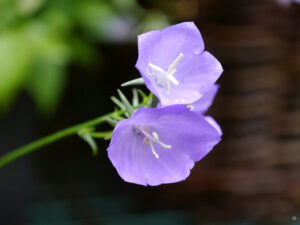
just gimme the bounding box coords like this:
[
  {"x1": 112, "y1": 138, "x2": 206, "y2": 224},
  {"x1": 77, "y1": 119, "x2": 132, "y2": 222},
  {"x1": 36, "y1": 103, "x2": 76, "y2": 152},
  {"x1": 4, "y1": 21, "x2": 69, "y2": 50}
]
[{"x1": 0, "y1": 110, "x2": 123, "y2": 170}]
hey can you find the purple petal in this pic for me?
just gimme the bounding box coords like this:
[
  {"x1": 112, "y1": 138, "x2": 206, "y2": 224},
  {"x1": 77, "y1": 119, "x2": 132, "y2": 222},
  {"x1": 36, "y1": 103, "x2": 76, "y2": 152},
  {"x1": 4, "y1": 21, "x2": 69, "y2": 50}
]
[
  {"x1": 107, "y1": 105, "x2": 221, "y2": 186},
  {"x1": 205, "y1": 116, "x2": 222, "y2": 136},
  {"x1": 189, "y1": 84, "x2": 219, "y2": 114},
  {"x1": 135, "y1": 22, "x2": 223, "y2": 106}
]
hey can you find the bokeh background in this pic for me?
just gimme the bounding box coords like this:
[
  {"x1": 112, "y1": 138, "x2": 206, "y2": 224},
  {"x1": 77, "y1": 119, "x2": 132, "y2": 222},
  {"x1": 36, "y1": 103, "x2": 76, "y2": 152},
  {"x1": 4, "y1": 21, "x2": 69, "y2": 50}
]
[{"x1": 0, "y1": 0, "x2": 299, "y2": 224}]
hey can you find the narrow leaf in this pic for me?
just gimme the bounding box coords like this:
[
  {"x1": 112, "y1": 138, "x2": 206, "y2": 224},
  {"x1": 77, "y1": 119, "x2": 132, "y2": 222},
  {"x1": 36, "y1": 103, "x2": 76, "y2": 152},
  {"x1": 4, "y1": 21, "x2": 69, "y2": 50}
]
[
  {"x1": 111, "y1": 96, "x2": 125, "y2": 110},
  {"x1": 132, "y1": 88, "x2": 139, "y2": 107},
  {"x1": 90, "y1": 131, "x2": 113, "y2": 140},
  {"x1": 78, "y1": 129, "x2": 98, "y2": 156},
  {"x1": 117, "y1": 89, "x2": 134, "y2": 116},
  {"x1": 121, "y1": 77, "x2": 144, "y2": 87},
  {"x1": 104, "y1": 116, "x2": 118, "y2": 127}
]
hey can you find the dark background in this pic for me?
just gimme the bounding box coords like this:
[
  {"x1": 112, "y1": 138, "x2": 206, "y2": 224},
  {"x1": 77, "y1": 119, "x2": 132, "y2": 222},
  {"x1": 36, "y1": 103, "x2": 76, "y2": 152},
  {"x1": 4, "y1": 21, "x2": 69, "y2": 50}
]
[{"x1": 0, "y1": 0, "x2": 299, "y2": 224}]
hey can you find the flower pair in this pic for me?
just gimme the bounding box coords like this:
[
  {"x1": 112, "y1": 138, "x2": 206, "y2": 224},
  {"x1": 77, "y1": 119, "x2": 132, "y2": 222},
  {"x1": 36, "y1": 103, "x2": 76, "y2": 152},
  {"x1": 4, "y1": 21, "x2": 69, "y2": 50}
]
[{"x1": 107, "y1": 22, "x2": 223, "y2": 186}]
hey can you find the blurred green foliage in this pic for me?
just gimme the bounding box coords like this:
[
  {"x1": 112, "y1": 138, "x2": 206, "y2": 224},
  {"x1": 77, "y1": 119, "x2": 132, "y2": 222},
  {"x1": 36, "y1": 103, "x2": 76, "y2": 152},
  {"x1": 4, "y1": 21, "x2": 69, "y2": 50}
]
[{"x1": 0, "y1": 0, "x2": 169, "y2": 116}]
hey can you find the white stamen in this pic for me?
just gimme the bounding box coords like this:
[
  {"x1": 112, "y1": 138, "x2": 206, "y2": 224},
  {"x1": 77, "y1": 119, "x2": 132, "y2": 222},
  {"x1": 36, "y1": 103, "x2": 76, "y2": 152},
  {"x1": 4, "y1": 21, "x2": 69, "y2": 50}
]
[
  {"x1": 152, "y1": 132, "x2": 171, "y2": 149},
  {"x1": 138, "y1": 127, "x2": 171, "y2": 158},
  {"x1": 167, "y1": 53, "x2": 183, "y2": 75},
  {"x1": 148, "y1": 63, "x2": 166, "y2": 75},
  {"x1": 146, "y1": 53, "x2": 183, "y2": 92},
  {"x1": 149, "y1": 141, "x2": 159, "y2": 158}
]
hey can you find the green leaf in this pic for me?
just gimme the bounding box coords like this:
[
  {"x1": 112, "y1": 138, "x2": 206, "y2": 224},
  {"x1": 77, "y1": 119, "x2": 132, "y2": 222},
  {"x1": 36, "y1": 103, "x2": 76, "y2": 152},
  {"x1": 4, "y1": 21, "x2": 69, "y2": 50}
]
[
  {"x1": 111, "y1": 96, "x2": 125, "y2": 110},
  {"x1": 117, "y1": 89, "x2": 134, "y2": 116},
  {"x1": 26, "y1": 62, "x2": 67, "y2": 116},
  {"x1": 78, "y1": 128, "x2": 98, "y2": 156},
  {"x1": 104, "y1": 116, "x2": 118, "y2": 127},
  {"x1": 0, "y1": 32, "x2": 34, "y2": 114},
  {"x1": 121, "y1": 77, "x2": 144, "y2": 87},
  {"x1": 90, "y1": 130, "x2": 113, "y2": 140},
  {"x1": 132, "y1": 88, "x2": 139, "y2": 107}
]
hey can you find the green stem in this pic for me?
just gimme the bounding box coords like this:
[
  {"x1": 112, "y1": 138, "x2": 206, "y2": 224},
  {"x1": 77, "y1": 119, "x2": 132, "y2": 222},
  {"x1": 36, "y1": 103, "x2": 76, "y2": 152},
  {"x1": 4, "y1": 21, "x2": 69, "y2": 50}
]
[{"x1": 0, "y1": 110, "x2": 123, "y2": 169}]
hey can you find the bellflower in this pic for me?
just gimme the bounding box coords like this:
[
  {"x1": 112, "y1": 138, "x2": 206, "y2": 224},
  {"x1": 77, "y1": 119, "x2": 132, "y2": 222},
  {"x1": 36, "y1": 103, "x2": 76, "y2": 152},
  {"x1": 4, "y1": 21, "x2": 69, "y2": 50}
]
[
  {"x1": 107, "y1": 105, "x2": 221, "y2": 186},
  {"x1": 135, "y1": 22, "x2": 223, "y2": 106}
]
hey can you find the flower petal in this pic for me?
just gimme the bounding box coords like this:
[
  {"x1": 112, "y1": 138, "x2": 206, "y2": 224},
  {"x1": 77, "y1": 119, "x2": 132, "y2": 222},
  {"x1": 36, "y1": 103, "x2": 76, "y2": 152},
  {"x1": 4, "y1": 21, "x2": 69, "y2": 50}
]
[
  {"x1": 190, "y1": 84, "x2": 219, "y2": 114},
  {"x1": 205, "y1": 116, "x2": 222, "y2": 136}
]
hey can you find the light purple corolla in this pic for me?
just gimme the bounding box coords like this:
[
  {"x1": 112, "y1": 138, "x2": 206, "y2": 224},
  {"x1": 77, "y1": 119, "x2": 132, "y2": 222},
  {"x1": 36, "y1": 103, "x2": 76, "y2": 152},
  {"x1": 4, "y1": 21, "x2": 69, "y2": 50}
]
[
  {"x1": 107, "y1": 105, "x2": 221, "y2": 186},
  {"x1": 187, "y1": 84, "x2": 222, "y2": 135},
  {"x1": 135, "y1": 22, "x2": 223, "y2": 106}
]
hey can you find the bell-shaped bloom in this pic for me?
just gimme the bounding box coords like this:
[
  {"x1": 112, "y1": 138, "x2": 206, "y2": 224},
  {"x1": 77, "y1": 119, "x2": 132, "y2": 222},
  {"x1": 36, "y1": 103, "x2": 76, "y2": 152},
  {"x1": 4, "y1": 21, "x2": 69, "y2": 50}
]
[
  {"x1": 107, "y1": 105, "x2": 221, "y2": 186},
  {"x1": 188, "y1": 84, "x2": 219, "y2": 114},
  {"x1": 135, "y1": 22, "x2": 223, "y2": 106}
]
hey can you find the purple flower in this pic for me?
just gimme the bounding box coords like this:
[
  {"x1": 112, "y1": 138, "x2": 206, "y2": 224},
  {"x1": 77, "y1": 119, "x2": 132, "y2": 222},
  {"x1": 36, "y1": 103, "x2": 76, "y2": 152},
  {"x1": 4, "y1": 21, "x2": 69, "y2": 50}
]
[
  {"x1": 135, "y1": 22, "x2": 223, "y2": 106},
  {"x1": 107, "y1": 105, "x2": 221, "y2": 186}
]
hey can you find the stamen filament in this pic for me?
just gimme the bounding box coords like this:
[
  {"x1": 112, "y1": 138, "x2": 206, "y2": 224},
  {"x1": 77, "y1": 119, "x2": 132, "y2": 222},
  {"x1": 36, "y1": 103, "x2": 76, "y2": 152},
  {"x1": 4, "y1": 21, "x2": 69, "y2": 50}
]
[
  {"x1": 138, "y1": 127, "x2": 171, "y2": 158},
  {"x1": 148, "y1": 63, "x2": 166, "y2": 74},
  {"x1": 167, "y1": 53, "x2": 184, "y2": 74},
  {"x1": 149, "y1": 141, "x2": 159, "y2": 158},
  {"x1": 146, "y1": 53, "x2": 183, "y2": 92},
  {"x1": 152, "y1": 132, "x2": 171, "y2": 149}
]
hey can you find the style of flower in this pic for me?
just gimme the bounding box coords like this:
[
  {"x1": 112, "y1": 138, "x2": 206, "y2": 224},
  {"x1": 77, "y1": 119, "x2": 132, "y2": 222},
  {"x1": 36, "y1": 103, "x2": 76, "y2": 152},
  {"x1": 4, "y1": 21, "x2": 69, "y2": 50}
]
[
  {"x1": 107, "y1": 105, "x2": 221, "y2": 186},
  {"x1": 135, "y1": 22, "x2": 223, "y2": 106}
]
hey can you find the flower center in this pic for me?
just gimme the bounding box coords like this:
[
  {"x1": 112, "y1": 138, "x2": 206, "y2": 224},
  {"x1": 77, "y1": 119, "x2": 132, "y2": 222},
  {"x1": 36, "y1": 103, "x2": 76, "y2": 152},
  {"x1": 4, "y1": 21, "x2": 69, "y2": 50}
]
[
  {"x1": 137, "y1": 126, "x2": 171, "y2": 158},
  {"x1": 146, "y1": 53, "x2": 184, "y2": 93}
]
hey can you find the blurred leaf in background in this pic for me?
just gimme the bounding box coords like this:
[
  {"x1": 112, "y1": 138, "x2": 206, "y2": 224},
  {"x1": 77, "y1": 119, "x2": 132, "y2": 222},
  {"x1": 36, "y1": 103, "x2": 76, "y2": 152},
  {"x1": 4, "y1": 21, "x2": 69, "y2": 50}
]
[{"x1": 0, "y1": 0, "x2": 170, "y2": 117}]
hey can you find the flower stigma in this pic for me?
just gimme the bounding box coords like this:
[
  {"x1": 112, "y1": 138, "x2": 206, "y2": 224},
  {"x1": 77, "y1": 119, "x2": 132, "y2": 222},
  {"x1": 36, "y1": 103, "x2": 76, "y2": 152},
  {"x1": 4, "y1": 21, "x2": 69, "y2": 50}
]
[
  {"x1": 136, "y1": 126, "x2": 171, "y2": 158},
  {"x1": 146, "y1": 53, "x2": 183, "y2": 93}
]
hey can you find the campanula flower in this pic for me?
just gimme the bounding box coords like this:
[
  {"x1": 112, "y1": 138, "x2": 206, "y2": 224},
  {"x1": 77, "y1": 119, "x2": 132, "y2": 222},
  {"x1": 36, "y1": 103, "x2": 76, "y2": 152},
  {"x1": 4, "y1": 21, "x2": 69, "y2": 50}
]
[
  {"x1": 107, "y1": 105, "x2": 221, "y2": 186},
  {"x1": 135, "y1": 22, "x2": 223, "y2": 106}
]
